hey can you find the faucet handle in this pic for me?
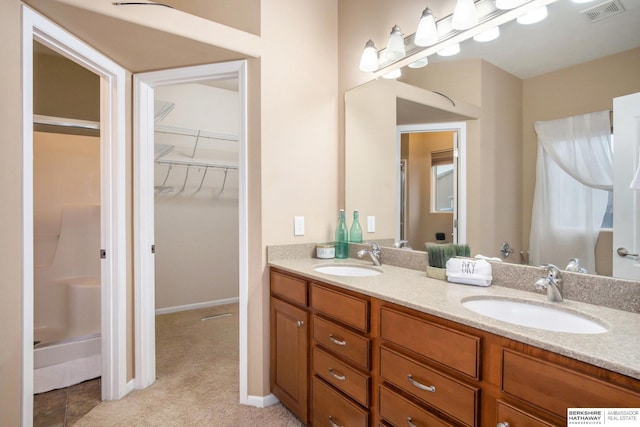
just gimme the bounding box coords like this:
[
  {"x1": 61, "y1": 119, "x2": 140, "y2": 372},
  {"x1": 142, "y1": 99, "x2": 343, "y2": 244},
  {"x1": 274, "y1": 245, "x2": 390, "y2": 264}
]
[
  {"x1": 543, "y1": 264, "x2": 561, "y2": 279},
  {"x1": 369, "y1": 242, "x2": 380, "y2": 252}
]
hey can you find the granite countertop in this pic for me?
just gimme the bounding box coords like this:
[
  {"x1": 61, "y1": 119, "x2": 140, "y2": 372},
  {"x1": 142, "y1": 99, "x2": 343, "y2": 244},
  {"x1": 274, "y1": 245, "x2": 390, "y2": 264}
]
[{"x1": 269, "y1": 257, "x2": 640, "y2": 381}]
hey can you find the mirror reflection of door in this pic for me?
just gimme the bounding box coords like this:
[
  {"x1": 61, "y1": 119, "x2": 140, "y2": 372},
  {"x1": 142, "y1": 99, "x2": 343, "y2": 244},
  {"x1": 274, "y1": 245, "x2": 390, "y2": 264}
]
[
  {"x1": 400, "y1": 130, "x2": 457, "y2": 250},
  {"x1": 613, "y1": 91, "x2": 640, "y2": 281}
]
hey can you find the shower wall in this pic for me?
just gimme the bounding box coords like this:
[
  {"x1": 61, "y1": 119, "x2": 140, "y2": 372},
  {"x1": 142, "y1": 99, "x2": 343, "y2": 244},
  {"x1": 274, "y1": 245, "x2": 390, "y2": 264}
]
[
  {"x1": 154, "y1": 83, "x2": 240, "y2": 311},
  {"x1": 33, "y1": 131, "x2": 101, "y2": 342}
]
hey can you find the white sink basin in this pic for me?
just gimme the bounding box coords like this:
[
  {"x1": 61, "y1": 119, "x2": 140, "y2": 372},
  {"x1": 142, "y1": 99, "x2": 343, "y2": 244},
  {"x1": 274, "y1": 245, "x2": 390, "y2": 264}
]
[
  {"x1": 461, "y1": 297, "x2": 608, "y2": 334},
  {"x1": 313, "y1": 264, "x2": 382, "y2": 277}
]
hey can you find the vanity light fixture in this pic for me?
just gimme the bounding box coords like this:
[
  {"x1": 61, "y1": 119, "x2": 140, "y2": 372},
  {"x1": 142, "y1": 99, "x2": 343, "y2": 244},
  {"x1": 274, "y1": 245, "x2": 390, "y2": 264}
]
[
  {"x1": 437, "y1": 43, "x2": 461, "y2": 56},
  {"x1": 382, "y1": 68, "x2": 402, "y2": 79},
  {"x1": 385, "y1": 25, "x2": 406, "y2": 60},
  {"x1": 517, "y1": 5, "x2": 548, "y2": 24},
  {"x1": 494, "y1": 0, "x2": 527, "y2": 9},
  {"x1": 358, "y1": 40, "x2": 379, "y2": 72},
  {"x1": 408, "y1": 56, "x2": 429, "y2": 68},
  {"x1": 451, "y1": 0, "x2": 479, "y2": 30},
  {"x1": 473, "y1": 26, "x2": 500, "y2": 42},
  {"x1": 415, "y1": 8, "x2": 439, "y2": 46}
]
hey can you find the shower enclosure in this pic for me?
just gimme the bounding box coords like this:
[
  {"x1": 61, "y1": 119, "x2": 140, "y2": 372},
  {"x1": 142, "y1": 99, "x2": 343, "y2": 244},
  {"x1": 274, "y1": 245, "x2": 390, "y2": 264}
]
[{"x1": 32, "y1": 124, "x2": 102, "y2": 393}]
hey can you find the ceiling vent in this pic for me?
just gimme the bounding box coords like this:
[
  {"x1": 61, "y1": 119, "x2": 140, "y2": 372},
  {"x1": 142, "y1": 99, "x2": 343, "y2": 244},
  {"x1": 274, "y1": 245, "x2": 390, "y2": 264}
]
[{"x1": 581, "y1": 0, "x2": 625, "y2": 23}]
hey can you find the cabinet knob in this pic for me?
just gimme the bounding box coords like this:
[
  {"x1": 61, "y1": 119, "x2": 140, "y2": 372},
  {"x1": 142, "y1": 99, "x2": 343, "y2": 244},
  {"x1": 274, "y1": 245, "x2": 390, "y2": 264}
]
[
  {"x1": 296, "y1": 320, "x2": 304, "y2": 327},
  {"x1": 497, "y1": 423, "x2": 510, "y2": 427}
]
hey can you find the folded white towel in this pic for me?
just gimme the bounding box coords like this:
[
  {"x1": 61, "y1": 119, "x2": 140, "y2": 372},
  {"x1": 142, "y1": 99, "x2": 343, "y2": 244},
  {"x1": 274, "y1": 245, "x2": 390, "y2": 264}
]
[
  {"x1": 474, "y1": 254, "x2": 502, "y2": 262},
  {"x1": 446, "y1": 257, "x2": 492, "y2": 286}
]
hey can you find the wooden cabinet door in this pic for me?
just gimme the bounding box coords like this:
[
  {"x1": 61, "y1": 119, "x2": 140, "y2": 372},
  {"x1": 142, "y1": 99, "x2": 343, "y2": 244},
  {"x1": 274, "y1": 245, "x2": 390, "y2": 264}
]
[{"x1": 270, "y1": 297, "x2": 309, "y2": 424}]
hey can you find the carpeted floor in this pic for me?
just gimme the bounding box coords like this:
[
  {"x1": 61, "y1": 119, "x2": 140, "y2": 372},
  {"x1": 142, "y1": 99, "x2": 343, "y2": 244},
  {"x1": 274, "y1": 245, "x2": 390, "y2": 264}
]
[{"x1": 75, "y1": 303, "x2": 303, "y2": 426}]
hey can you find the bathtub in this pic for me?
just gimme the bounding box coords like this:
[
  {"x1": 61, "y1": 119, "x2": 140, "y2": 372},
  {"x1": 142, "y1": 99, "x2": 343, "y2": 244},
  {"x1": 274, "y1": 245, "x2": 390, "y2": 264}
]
[
  {"x1": 34, "y1": 333, "x2": 102, "y2": 394},
  {"x1": 33, "y1": 280, "x2": 102, "y2": 394}
]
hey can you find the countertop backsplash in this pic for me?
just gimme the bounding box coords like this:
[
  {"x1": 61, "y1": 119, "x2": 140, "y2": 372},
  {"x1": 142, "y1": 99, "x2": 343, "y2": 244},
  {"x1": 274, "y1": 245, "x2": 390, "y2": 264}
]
[{"x1": 267, "y1": 243, "x2": 640, "y2": 314}]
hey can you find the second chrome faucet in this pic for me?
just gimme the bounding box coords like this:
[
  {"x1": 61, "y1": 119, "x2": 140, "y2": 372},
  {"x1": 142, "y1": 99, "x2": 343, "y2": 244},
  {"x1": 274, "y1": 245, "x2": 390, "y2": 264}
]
[
  {"x1": 357, "y1": 242, "x2": 382, "y2": 266},
  {"x1": 535, "y1": 264, "x2": 563, "y2": 302}
]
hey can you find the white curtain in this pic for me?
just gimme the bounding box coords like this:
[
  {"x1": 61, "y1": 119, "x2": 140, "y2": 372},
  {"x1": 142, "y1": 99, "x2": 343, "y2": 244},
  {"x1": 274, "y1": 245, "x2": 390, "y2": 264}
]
[{"x1": 529, "y1": 111, "x2": 612, "y2": 274}]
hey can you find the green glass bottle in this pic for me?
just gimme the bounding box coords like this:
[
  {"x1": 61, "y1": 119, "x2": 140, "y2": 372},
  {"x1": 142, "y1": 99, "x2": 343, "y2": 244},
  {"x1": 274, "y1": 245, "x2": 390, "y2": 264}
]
[
  {"x1": 335, "y1": 209, "x2": 349, "y2": 259},
  {"x1": 350, "y1": 210, "x2": 363, "y2": 243}
]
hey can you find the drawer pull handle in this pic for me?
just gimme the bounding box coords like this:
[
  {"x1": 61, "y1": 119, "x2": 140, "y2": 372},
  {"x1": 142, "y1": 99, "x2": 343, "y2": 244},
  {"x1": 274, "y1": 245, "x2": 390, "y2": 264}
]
[
  {"x1": 328, "y1": 415, "x2": 343, "y2": 427},
  {"x1": 497, "y1": 423, "x2": 510, "y2": 427},
  {"x1": 407, "y1": 417, "x2": 417, "y2": 427},
  {"x1": 328, "y1": 368, "x2": 346, "y2": 381},
  {"x1": 296, "y1": 320, "x2": 304, "y2": 327},
  {"x1": 407, "y1": 374, "x2": 436, "y2": 392},
  {"x1": 329, "y1": 334, "x2": 347, "y2": 346}
]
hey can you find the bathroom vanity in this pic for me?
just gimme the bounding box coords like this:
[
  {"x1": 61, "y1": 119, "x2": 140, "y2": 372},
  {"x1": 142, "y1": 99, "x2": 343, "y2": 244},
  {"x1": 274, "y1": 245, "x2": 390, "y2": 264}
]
[{"x1": 269, "y1": 257, "x2": 640, "y2": 427}]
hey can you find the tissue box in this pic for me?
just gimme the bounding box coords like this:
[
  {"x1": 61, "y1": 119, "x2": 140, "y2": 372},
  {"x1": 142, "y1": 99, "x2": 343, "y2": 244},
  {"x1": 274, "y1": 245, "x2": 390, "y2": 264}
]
[{"x1": 445, "y1": 257, "x2": 492, "y2": 286}]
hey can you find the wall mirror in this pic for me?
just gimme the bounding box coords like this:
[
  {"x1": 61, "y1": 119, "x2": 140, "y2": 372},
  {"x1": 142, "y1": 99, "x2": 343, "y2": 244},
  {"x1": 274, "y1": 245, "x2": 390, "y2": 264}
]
[{"x1": 344, "y1": 0, "x2": 640, "y2": 279}]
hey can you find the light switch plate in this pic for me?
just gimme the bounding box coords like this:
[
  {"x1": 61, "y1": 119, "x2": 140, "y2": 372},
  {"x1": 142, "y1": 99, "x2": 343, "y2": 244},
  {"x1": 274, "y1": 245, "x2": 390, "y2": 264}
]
[
  {"x1": 367, "y1": 216, "x2": 375, "y2": 233},
  {"x1": 294, "y1": 216, "x2": 305, "y2": 236}
]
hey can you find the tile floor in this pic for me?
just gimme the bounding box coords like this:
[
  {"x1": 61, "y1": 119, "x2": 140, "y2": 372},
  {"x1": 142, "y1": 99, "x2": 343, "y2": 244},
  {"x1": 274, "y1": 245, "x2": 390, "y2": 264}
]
[{"x1": 33, "y1": 377, "x2": 101, "y2": 427}]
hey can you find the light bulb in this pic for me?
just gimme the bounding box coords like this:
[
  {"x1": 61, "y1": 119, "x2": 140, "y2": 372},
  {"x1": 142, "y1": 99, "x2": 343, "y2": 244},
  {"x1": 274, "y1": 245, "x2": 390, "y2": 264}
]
[
  {"x1": 517, "y1": 5, "x2": 548, "y2": 25},
  {"x1": 451, "y1": 0, "x2": 478, "y2": 30},
  {"x1": 473, "y1": 26, "x2": 500, "y2": 42},
  {"x1": 415, "y1": 8, "x2": 438, "y2": 47},
  {"x1": 385, "y1": 25, "x2": 406, "y2": 60},
  {"x1": 382, "y1": 68, "x2": 402, "y2": 79},
  {"x1": 358, "y1": 40, "x2": 379, "y2": 72},
  {"x1": 437, "y1": 43, "x2": 461, "y2": 57},
  {"x1": 495, "y1": 0, "x2": 527, "y2": 9},
  {"x1": 408, "y1": 57, "x2": 429, "y2": 68}
]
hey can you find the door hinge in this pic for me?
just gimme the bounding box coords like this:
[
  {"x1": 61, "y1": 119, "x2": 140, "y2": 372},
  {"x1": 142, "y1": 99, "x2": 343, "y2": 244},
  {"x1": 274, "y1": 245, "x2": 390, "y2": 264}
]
[
  {"x1": 151, "y1": 244, "x2": 156, "y2": 254},
  {"x1": 100, "y1": 249, "x2": 107, "y2": 259}
]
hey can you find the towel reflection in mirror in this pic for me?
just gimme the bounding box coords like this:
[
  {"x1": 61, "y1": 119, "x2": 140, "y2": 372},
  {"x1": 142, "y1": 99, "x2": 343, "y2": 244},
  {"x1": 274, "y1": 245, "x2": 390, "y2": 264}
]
[{"x1": 529, "y1": 110, "x2": 613, "y2": 275}]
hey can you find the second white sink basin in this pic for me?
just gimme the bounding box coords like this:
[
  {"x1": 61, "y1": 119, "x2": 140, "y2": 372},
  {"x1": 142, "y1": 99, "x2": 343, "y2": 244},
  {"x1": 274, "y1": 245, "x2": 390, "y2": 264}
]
[
  {"x1": 313, "y1": 264, "x2": 382, "y2": 277},
  {"x1": 462, "y1": 297, "x2": 608, "y2": 334}
]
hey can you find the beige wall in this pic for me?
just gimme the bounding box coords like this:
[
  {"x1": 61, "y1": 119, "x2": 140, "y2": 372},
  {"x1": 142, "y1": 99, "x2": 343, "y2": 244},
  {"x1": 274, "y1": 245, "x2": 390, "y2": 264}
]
[
  {"x1": 521, "y1": 48, "x2": 640, "y2": 253},
  {"x1": 34, "y1": 45, "x2": 100, "y2": 122},
  {"x1": 0, "y1": 1, "x2": 25, "y2": 424},
  {"x1": 258, "y1": 0, "x2": 338, "y2": 395}
]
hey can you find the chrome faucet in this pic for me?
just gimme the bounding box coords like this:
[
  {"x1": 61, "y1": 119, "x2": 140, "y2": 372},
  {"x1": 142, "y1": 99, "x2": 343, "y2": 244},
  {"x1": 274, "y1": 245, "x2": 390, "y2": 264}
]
[
  {"x1": 357, "y1": 242, "x2": 382, "y2": 266},
  {"x1": 565, "y1": 258, "x2": 587, "y2": 273},
  {"x1": 392, "y1": 240, "x2": 412, "y2": 249},
  {"x1": 535, "y1": 264, "x2": 563, "y2": 302}
]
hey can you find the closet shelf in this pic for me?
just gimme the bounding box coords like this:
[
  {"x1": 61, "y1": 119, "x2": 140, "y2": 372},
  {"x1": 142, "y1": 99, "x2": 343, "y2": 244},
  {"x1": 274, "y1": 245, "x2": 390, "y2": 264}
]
[
  {"x1": 154, "y1": 124, "x2": 238, "y2": 142},
  {"x1": 155, "y1": 158, "x2": 238, "y2": 170}
]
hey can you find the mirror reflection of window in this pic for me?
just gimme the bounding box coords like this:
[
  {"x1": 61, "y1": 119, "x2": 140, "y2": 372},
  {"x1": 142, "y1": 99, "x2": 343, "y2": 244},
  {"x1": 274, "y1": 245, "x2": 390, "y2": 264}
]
[{"x1": 431, "y1": 149, "x2": 454, "y2": 212}]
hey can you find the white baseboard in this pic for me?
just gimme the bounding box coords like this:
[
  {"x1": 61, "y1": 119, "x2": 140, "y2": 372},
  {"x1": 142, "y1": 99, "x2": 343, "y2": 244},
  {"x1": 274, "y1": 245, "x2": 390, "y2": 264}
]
[
  {"x1": 155, "y1": 297, "x2": 240, "y2": 315},
  {"x1": 246, "y1": 393, "x2": 279, "y2": 408}
]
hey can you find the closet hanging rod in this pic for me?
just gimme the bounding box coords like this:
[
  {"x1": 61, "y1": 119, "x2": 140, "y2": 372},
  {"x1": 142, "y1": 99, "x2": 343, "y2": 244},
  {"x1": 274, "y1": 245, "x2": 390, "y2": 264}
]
[
  {"x1": 154, "y1": 125, "x2": 238, "y2": 142},
  {"x1": 155, "y1": 158, "x2": 238, "y2": 170},
  {"x1": 34, "y1": 114, "x2": 100, "y2": 130}
]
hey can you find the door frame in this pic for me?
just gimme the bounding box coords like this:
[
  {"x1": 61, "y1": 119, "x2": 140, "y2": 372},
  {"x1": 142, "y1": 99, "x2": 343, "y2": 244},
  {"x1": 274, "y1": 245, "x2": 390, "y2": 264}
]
[
  {"x1": 396, "y1": 122, "x2": 467, "y2": 245},
  {"x1": 133, "y1": 61, "x2": 249, "y2": 402},
  {"x1": 22, "y1": 5, "x2": 128, "y2": 424}
]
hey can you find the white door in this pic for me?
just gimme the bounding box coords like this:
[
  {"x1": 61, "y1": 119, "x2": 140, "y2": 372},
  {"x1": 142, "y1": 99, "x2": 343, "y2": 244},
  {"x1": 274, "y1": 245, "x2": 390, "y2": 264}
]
[{"x1": 613, "y1": 92, "x2": 640, "y2": 280}]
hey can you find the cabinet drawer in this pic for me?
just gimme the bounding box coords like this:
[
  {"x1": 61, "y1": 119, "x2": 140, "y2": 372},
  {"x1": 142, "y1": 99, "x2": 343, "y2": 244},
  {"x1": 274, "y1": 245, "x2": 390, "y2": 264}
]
[
  {"x1": 503, "y1": 349, "x2": 640, "y2": 419},
  {"x1": 271, "y1": 270, "x2": 307, "y2": 306},
  {"x1": 314, "y1": 316, "x2": 371, "y2": 370},
  {"x1": 496, "y1": 400, "x2": 558, "y2": 427},
  {"x1": 379, "y1": 384, "x2": 453, "y2": 427},
  {"x1": 313, "y1": 346, "x2": 370, "y2": 407},
  {"x1": 311, "y1": 283, "x2": 369, "y2": 332},
  {"x1": 312, "y1": 376, "x2": 369, "y2": 427},
  {"x1": 380, "y1": 346, "x2": 478, "y2": 427},
  {"x1": 380, "y1": 307, "x2": 480, "y2": 379}
]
